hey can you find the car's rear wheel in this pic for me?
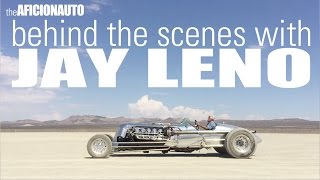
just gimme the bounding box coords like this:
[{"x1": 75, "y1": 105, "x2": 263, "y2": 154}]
[
  {"x1": 214, "y1": 147, "x2": 228, "y2": 155},
  {"x1": 87, "y1": 134, "x2": 112, "y2": 158},
  {"x1": 224, "y1": 128, "x2": 256, "y2": 158}
]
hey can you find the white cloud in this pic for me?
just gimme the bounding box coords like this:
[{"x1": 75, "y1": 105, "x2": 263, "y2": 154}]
[
  {"x1": 128, "y1": 95, "x2": 214, "y2": 120},
  {"x1": 217, "y1": 113, "x2": 231, "y2": 120},
  {"x1": 85, "y1": 4, "x2": 101, "y2": 12},
  {"x1": 0, "y1": 54, "x2": 19, "y2": 78},
  {"x1": 85, "y1": 0, "x2": 112, "y2": 13},
  {"x1": 0, "y1": 53, "x2": 57, "y2": 104},
  {"x1": 32, "y1": 112, "x2": 62, "y2": 121},
  {"x1": 91, "y1": 0, "x2": 112, "y2": 6},
  {"x1": 0, "y1": 88, "x2": 56, "y2": 103},
  {"x1": 129, "y1": 95, "x2": 170, "y2": 118},
  {"x1": 0, "y1": 53, "x2": 43, "y2": 86},
  {"x1": 0, "y1": 54, "x2": 24, "y2": 86}
]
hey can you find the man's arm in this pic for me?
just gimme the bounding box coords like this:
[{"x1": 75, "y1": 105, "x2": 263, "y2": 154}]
[{"x1": 197, "y1": 124, "x2": 208, "y2": 130}]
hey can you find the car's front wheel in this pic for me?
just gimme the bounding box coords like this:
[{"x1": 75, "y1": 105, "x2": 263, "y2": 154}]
[
  {"x1": 224, "y1": 128, "x2": 256, "y2": 158},
  {"x1": 87, "y1": 134, "x2": 112, "y2": 158}
]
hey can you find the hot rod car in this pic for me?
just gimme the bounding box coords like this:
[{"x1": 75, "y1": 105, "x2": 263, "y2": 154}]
[{"x1": 87, "y1": 119, "x2": 262, "y2": 158}]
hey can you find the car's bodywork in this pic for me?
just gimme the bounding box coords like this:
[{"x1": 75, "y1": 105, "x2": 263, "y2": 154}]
[{"x1": 87, "y1": 119, "x2": 262, "y2": 158}]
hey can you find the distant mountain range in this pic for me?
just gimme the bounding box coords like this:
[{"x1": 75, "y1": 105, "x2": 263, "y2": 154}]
[
  {"x1": 1, "y1": 115, "x2": 175, "y2": 128},
  {"x1": 1, "y1": 115, "x2": 319, "y2": 132}
]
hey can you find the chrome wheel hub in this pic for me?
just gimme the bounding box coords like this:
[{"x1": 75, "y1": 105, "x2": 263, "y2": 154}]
[
  {"x1": 233, "y1": 135, "x2": 251, "y2": 153},
  {"x1": 91, "y1": 138, "x2": 108, "y2": 155}
]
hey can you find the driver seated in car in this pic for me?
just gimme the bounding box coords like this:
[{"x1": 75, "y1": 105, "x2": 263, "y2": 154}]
[{"x1": 197, "y1": 115, "x2": 216, "y2": 130}]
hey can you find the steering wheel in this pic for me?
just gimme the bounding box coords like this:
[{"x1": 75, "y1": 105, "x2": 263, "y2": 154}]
[{"x1": 194, "y1": 120, "x2": 199, "y2": 130}]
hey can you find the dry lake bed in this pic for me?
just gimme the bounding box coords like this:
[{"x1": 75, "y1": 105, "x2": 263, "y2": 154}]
[{"x1": 1, "y1": 132, "x2": 319, "y2": 180}]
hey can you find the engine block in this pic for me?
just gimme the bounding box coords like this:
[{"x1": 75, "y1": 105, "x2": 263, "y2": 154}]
[{"x1": 131, "y1": 126, "x2": 166, "y2": 141}]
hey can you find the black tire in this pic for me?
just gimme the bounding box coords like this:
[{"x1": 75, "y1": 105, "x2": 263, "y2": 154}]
[
  {"x1": 224, "y1": 128, "x2": 256, "y2": 158},
  {"x1": 104, "y1": 134, "x2": 114, "y2": 141},
  {"x1": 104, "y1": 134, "x2": 114, "y2": 154},
  {"x1": 214, "y1": 147, "x2": 228, "y2": 155},
  {"x1": 87, "y1": 134, "x2": 112, "y2": 158}
]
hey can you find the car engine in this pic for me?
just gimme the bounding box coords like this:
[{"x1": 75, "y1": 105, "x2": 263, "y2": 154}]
[{"x1": 117, "y1": 126, "x2": 169, "y2": 142}]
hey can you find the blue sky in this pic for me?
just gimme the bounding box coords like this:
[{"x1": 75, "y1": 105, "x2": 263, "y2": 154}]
[{"x1": 0, "y1": 0, "x2": 319, "y2": 121}]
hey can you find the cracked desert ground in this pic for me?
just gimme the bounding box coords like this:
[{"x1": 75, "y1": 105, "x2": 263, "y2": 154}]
[{"x1": 1, "y1": 132, "x2": 319, "y2": 180}]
